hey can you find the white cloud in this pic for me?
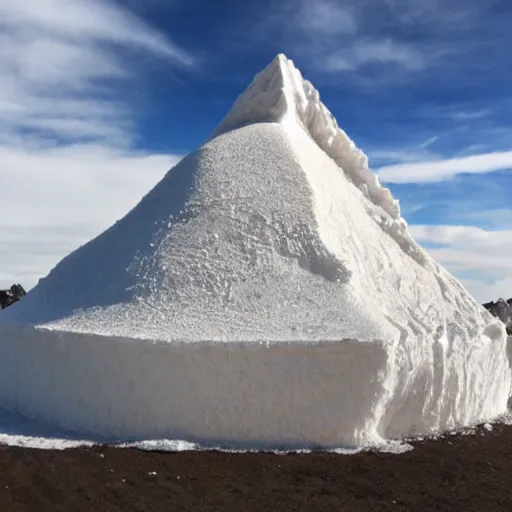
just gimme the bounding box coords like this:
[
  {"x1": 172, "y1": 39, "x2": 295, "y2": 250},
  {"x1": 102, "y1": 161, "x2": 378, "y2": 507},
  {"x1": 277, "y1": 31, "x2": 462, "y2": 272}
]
[
  {"x1": 0, "y1": 0, "x2": 193, "y2": 64},
  {"x1": 410, "y1": 225, "x2": 512, "y2": 249},
  {"x1": 377, "y1": 151, "x2": 512, "y2": 183},
  {"x1": 0, "y1": 145, "x2": 179, "y2": 289},
  {"x1": 296, "y1": 0, "x2": 357, "y2": 35},
  {"x1": 410, "y1": 225, "x2": 512, "y2": 302},
  {"x1": 323, "y1": 39, "x2": 425, "y2": 72},
  {"x1": 0, "y1": 0, "x2": 195, "y2": 144},
  {"x1": 265, "y1": 0, "x2": 429, "y2": 76},
  {"x1": 368, "y1": 135, "x2": 442, "y2": 166},
  {"x1": 381, "y1": 0, "x2": 477, "y2": 28},
  {"x1": 418, "y1": 136, "x2": 440, "y2": 149},
  {"x1": 449, "y1": 109, "x2": 491, "y2": 121},
  {"x1": 369, "y1": 149, "x2": 433, "y2": 165},
  {"x1": 463, "y1": 209, "x2": 512, "y2": 229},
  {"x1": 0, "y1": 0, "x2": 191, "y2": 290},
  {"x1": 1, "y1": 145, "x2": 181, "y2": 227}
]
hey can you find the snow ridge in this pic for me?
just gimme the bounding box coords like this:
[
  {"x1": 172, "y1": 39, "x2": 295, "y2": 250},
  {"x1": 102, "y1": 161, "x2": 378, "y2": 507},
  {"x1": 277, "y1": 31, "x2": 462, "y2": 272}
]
[{"x1": 213, "y1": 54, "x2": 424, "y2": 265}]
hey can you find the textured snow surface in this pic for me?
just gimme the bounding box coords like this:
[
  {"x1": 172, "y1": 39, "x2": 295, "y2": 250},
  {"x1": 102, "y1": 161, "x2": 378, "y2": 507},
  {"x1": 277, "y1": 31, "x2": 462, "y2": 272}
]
[{"x1": 0, "y1": 54, "x2": 510, "y2": 448}]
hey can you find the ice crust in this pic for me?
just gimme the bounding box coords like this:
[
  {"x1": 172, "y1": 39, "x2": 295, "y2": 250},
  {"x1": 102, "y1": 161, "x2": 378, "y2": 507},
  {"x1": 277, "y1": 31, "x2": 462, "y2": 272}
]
[{"x1": 0, "y1": 54, "x2": 510, "y2": 448}]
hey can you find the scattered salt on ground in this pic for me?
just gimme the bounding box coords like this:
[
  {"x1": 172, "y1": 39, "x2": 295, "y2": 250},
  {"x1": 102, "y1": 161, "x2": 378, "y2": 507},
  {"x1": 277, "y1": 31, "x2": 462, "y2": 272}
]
[
  {"x1": 0, "y1": 54, "x2": 510, "y2": 449},
  {"x1": 0, "y1": 435, "x2": 94, "y2": 450},
  {"x1": 377, "y1": 442, "x2": 414, "y2": 454},
  {"x1": 0, "y1": 403, "x2": 505, "y2": 454},
  {"x1": 497, "y1": 411, "x2": 512, "y2": 425}
]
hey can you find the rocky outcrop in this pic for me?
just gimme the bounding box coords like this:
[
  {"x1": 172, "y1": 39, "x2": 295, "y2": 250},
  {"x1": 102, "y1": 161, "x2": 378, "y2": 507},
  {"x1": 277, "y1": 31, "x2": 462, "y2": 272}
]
[
  {"x1": 483, "y1": 298, "x2": 512, "y2": 335},
  {"x1": 0, "y1": 284, "x2": 26, "y2": 310}
]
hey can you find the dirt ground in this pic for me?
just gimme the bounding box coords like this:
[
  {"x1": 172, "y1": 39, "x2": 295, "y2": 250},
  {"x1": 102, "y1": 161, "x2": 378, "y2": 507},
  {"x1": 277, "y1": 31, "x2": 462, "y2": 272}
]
[{"x1": 1, "y1": 422, "x2": 512, "y2": 512}]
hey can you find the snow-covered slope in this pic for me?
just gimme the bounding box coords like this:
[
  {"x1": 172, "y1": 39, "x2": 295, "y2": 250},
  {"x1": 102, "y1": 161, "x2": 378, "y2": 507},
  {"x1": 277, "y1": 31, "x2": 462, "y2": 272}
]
[{"x1": 0, "y1": 54, "x2": 510, "y2": 448}]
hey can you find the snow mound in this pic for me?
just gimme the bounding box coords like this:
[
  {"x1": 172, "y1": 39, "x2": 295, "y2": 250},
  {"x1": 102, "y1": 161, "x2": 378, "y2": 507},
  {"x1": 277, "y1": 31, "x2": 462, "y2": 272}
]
[{"x1": 0, "y1": 54, "x2": 510, "y2": 449}]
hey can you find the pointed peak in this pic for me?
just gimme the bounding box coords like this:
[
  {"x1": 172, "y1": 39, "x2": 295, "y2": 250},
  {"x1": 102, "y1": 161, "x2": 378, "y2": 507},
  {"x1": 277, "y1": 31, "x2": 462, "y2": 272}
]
[
  {"x1": 264, "y1": 54, "x2": 300, "y2": 84},
  {"x1": 270, "y1": 53, "x2": 289, "y2": 66},
  {"x1": 210, "y1": 53, "x2": 303, "y2": 138}
]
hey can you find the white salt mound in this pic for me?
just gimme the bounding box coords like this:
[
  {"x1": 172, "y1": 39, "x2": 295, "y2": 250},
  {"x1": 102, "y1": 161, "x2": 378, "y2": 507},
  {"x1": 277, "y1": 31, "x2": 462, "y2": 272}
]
[{"x1": 0, "y1": 54, "x2": 510, "y2": 449}]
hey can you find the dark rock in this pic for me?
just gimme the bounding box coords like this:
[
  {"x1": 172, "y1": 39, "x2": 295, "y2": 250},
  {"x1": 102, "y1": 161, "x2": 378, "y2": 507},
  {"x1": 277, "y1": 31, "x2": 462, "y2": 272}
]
[
  {"x1": 483, "y1": 298, "x2": 512, "y2": 335},
  {"x1": 0, "y1": 283, "x2": 27, "y2": 310}
]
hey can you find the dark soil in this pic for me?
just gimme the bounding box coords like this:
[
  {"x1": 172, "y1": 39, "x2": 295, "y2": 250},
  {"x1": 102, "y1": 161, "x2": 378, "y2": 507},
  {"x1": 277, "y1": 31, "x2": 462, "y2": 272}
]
[{"x1": 1, "y1": 423, "x2": 512, "y2": 512}]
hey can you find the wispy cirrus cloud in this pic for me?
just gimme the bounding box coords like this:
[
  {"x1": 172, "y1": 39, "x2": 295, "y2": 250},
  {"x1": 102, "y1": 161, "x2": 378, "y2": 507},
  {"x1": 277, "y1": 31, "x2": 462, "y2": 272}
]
[
  {"x1": 380, "y1": 0, "x2": 481, "y2": 29},
  {"x1": 368, "y1": 135, "x2": 442, "y2": 167},
  {"x1": 0, "y1": 0, "x2": 194, "y2": 65},
  {"x1": 295, "y1": 0, "x2": 357, "y2": 35},
  {"x1": 0, "y1": 0, "x2": 196, "y2": 144},
  {"x1": 300, "y1": 0, "x2": 429, "y2": 75},
  {"x1": 323, "y1": 39, "x2": 425, "y2": 72},
  {"x1": 262, "y1": 0, "x2": 496, "y2": 78},
  {"x1": 449, "y1": 109, "x2": 491, "y2": 121},
  {"x1": 250, "y1": 0, "x2": 432, "y2": 77}
]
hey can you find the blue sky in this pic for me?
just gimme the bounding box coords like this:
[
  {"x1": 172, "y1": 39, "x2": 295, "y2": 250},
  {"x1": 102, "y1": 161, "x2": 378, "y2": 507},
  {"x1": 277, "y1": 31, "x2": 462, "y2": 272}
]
[{"x1": 1, "y1": 0, "x2": 512, "y2": 301}]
